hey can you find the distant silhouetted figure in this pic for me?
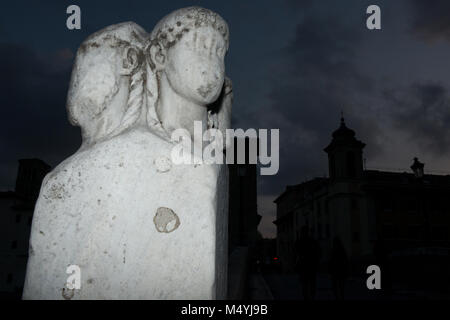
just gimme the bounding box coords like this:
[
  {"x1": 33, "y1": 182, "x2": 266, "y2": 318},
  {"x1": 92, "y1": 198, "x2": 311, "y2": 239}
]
[
  {"x1": 329, "y1": 236, "x2": 348, "y2": 300},
  {"x1": 295, "y1": 226, "x2": 321, "y2": 300},
  {"x1": 373, "y1": 238, "x2": 392, "y2": 294}
]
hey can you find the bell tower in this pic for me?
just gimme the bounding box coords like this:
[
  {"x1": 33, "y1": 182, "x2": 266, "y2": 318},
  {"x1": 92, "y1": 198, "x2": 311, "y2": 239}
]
[{"x1": 324, "y1": 116, "x2": 365, "y2": 180}]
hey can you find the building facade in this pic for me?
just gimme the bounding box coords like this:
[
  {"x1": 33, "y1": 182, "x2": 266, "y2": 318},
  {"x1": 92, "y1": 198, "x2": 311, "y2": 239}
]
[
  {"x1": 227, "y1": 137, "x2": 261, "y2": 298},
  {"x1": 0, "y1": 159, "x2": 50, "y2": 297},
  {"x1": 274, "y1": 118, "x2": 450, "y2": 273}
]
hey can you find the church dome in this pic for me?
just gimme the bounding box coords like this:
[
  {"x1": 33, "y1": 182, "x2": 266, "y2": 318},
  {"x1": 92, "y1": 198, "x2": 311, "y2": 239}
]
[
  {"x1": 332, "y1": 116, "x2": 355, "y2": 139},
  {"x1": 324, "y1": 115, "x2": 365, "y2": 154}
]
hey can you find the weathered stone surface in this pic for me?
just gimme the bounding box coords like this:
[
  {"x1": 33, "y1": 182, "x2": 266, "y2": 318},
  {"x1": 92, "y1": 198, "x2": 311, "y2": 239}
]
[
  {"x1": 24, "y1": 128, "x2": 227, "y2": 299},
  {"x1": 23, "y1": 6, "x2": 231, "y2": 300}
]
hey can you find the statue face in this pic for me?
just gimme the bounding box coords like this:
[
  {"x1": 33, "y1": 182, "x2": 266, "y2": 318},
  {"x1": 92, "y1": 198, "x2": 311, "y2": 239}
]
[{"x1": 164, "y1": 25, "x2": 226, "y2": 105}]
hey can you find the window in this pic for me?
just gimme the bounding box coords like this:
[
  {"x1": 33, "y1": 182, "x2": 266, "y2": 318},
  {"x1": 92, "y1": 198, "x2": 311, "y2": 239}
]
[
  {"x1": 430, "y1": 198, "x2": 442, "y2": 214},
  {"x1": 407, "y1": 225, "x2": 422, "y2": 239},
  {"x1": 6, "y1": 273, "x2": 13, "y2": 285},
  {"x1": 382, "y1": 224, "x2": 396, "y2": 238},
  {"x1": 347, "y1": 151, "x2": 356, "y2": 178},
  {"x1": 329, "y1": 155, "x2": 336, "y2": 178},
  {"x1": 432, "y1": 226, "x2": 448, "y2": 241},
  {"x1": 380, "y1": 197, "x2": 394, "y2": 212},
  {"x1": 351, "y1": 199, "x2": 359, "y2": 211},
  {"x1": 406, "y1": 197, "x2": 418, "y2": 214}
]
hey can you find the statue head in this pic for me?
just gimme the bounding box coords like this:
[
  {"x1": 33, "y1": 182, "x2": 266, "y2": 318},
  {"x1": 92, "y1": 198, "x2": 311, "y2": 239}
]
[
  {"x1": 67, "y1": 22, "x2": 147, "y2": 146},
  {"x1": 146, "y1": 7, "x2": 229, "y2": 109}
]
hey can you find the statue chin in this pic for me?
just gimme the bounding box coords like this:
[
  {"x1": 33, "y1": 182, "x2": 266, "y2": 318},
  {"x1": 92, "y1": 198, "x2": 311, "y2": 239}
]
[{"x1": 192, "y1": 79, "x2": 225, "y2": 105}]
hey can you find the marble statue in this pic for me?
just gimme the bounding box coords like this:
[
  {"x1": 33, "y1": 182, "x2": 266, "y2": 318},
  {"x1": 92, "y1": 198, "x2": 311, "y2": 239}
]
[{"x1": 23, "y1": 6, "x2": 232, "y2": 300}]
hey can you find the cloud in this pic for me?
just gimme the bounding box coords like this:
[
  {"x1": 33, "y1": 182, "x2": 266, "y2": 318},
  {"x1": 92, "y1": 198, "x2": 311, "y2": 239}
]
[
  {"x1": 256, "y1": 8, "x2": 381, "y2": 196},
  {"x1": 0, "y1": 43, "x2": 80, "y2": 188},
  {"x1": 384, "y1": 82, "x2": 450, "y2": 155},
  {"x1": 410, "y1": 0, "x2": 450, "y2": 42},
  {"x1": 283, "y1": 0, "x2": 315, "y2": 11}
]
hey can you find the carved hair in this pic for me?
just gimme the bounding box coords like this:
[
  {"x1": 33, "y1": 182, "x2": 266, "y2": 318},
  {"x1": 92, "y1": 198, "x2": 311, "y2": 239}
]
[
  {"x1": 109, "y1": 48, "x2": 145, "y2": 137},
  {"x1": 67, "y1": 22, "x2": 147, "y2": 145},
  {"x1": 148, "y1": 6, "x2": 229, "y2": 55},
  {"x1": 144, "y1": 7, "x2": 231, "y2": 136}
]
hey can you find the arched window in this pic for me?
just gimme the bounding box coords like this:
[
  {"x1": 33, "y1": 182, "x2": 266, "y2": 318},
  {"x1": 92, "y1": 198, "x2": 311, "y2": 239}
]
[
  {"x1": 329, "y1": 154, "x2": 336, "y2": 178},
  {"x1": 347, "y1": 151, "x2": 356, "y2": 178}
]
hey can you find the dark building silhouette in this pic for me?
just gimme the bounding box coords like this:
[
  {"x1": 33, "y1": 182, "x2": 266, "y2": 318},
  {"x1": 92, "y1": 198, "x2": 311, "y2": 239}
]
[
  {"x1": 227, "y1": 136, "x2": 261, "y2": 298},
  {"x1": 254, "y1": 237, "x2": 277, "y2": 271},
  {"x1": 274, "y1": 117, "x2": 450, "y2": 274},
  {"x1": 0, "y1": 159, "x2": 50, "y2": 297},
  {"x1": 228, "y1": 137, "x2": 260, "y2": 253}
]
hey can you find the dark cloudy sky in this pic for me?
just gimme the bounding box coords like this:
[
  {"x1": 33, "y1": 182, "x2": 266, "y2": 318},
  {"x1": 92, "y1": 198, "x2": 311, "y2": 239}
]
[{"x1": 2, "y1": 0, "x2": 450, "y2": 238}]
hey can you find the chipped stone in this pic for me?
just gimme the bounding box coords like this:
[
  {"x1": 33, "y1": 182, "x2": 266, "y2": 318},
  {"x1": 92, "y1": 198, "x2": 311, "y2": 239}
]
[
  {"x1": 153, "y1": 207, "x2": 180, "y2": 233},
  {"x1": 154, "y1": 156, "x2": 172, "y2": 173}
]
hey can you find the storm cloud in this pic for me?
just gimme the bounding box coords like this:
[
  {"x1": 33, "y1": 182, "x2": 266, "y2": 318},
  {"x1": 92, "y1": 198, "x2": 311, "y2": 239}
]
[
  {"x1": 2, "y1": 0, "x2": 450, "y2": 238},
  {"x1": 0, "y1": 43, "x2": 80, "y2": 188},
  {"x1": 385, "y1": 82, "x2": 450, "y2": 156},
  {"x1": 411, "y1": 0, "x2": 450, "y2": 42},
  {"x1": 255, "y1": 2, "x2": 381, "y2": 197}
]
